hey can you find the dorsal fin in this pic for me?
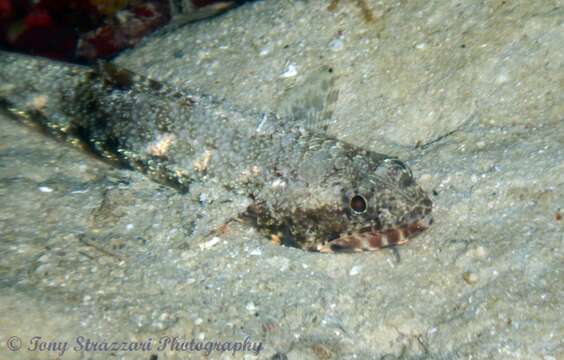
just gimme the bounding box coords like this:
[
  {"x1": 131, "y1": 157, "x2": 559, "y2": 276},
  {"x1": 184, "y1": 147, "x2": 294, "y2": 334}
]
[{"x1": 276, "y1": 65, "x2": 340, "y2": 134}]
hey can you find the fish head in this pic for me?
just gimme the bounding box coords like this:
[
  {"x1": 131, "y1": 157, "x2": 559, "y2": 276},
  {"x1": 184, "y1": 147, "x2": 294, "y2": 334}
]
[{"x1": 283, "y1": 156, "x2": 433, "y2": 252}]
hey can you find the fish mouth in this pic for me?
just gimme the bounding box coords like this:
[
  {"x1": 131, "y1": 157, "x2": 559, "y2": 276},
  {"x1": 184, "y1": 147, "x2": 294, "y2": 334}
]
[{"x1": 317, "y1": 212, "x2": 433, "y2": 253}]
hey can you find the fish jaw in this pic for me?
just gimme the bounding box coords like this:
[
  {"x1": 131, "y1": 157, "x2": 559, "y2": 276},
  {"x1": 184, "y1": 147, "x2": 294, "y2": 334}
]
[{"x1": 315, "y1": 211, "x2": 433, "y2": 253}]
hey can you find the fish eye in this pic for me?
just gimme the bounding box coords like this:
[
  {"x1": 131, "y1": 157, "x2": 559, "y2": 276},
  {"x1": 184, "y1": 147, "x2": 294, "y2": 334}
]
[{"x1": 349, "y1": 195, "x2": 367, "y2": 214}]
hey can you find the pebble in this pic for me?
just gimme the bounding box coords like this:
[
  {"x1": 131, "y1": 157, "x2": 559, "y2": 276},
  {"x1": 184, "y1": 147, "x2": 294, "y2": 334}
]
[
  {"x1": 246, "y1": 302, "x2": 257, "y2": 313},
  {"x1": 349, "y1": 266, "x2": 361, "y2": 276},
  {"x1": 280, "y1": 63, "x2": 298, "y2": 78},
  {"x1": 199, "y1": 237, "x2": 221, "y2": 250},
  {"x1": 463, "y1": 271, "x2": 479, "y2": 284}
]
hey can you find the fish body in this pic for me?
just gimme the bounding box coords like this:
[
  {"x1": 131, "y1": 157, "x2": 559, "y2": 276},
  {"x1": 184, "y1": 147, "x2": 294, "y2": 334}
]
[{"x1": 0, "y1": 51, "x2": 432, "y2": 252}]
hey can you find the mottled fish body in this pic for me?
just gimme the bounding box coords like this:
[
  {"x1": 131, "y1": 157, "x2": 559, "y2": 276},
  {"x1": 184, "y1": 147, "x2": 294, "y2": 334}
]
[{"x1": 0, "y1": 51, "x2": 432, "y2": 252}]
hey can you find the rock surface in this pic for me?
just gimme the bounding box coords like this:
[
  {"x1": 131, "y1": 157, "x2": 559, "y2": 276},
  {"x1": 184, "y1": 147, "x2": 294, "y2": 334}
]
[{"x1": 0, "y1": 0, "x2": 562, "y2": 359}]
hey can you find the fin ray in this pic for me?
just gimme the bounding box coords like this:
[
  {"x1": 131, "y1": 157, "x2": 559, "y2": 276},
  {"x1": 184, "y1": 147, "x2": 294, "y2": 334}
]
[{"x1": 277, "y1": 65, "x2": 340, "y2": 133}]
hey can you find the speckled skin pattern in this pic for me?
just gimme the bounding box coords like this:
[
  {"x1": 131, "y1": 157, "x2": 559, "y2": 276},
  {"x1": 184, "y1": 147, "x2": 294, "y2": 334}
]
[{"x1": 0, "y1": 51, "x2": 432, "y2": 252}]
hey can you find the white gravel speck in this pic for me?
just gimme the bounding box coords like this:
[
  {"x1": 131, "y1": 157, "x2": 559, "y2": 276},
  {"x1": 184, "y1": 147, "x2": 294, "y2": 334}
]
[
  {"x1": 463, "y1": 271, "x2": 479, "y2": 284},
  {"x1": 246, "y1": 302, "x2": 257, "y2": 313},
  {"x1": 271, "y1": 179, "x2": 286, "y2": 189},
  {"x1": 349, "y1": 266, "x2": 361, "y2": 276},
  {"x1": 199, "y1": 237, "x2": 221, "y2": 250},
  {"x1": 249, "y1": 248, "x2": 263, "y2": 256},
  {"x1": 280, "y1": 63, "x2": 298, "y2": 78},
  {"x1": 329, "y1": 38, "x2": 344, "y2": 51}
]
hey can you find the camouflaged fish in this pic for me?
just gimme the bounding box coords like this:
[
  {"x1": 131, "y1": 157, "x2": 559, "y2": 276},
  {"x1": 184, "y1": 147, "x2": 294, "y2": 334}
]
[{"x1": 0, "y1": 51, "x2": 432, "y2": 252}]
